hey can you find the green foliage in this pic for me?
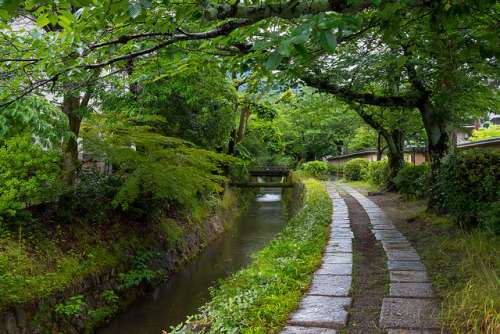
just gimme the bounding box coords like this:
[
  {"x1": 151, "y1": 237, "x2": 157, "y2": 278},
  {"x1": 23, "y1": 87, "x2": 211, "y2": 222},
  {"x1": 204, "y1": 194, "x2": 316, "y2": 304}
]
[
  {"x1": 414, "y1": 214, "x2": 500, "y2": 333},
  {"x1": 55, "y1": 295, "x2": 86, "y2": 318},
  {"x1": 169, "y1": 178, "x2": 332, "y2": 333},
  {"x1": 82, "y1": 114, "x2": 240, "y2": 214},
  {"x1": 393, "y1": 163, "x2": 431, "y2": 198},
  {"x1": 436, "y1": 148, "x2": 500, "y2": 234},
  {"x1": 0, "y1": 96, "x2": 69, "y2": 146},
  {"x1": 117, "y1": 251, "x2": 166, "y2": 291},
  {"x1": 365, "y1": 160, "x2": 389, "y2": 188},
  {"x1": 101, "y1": 290, "x2": 119, "y2": 305},
  {"x1": 101, "y1": 66, "x2": 237, "y2": 150},
  {"x1": 344, "y1": 158, "x2": 369, "y2": 181},
  {"x1": 0, "y1": 134, "x2": 63, "y2": 222},
  {"x1": 326, "y1": 164, "x2": 344, "y2": 174},
  {"x1": 347, "y1": 126, "x2": 381, "y2": 153},
  {"x1": 469, "y1": 124, "x2": 500, "y2": 141},
  {"x1": 298, "y1": 161, "x2": 328, "y2": 179},
  {"x1": 274, "y1": 89, "x2": 356, "y2": 162}
]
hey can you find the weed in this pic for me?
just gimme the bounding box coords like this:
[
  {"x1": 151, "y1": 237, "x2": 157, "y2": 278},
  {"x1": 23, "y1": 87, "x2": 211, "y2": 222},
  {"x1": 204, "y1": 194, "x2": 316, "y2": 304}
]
[{"x1": 55, "y1": 295, "x2": 86, "y2": 318}]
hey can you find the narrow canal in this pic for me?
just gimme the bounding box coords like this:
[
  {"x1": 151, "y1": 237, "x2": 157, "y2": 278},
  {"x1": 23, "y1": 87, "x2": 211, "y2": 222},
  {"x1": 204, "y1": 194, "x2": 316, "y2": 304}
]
[{"x1": 97, "y1": 188, "x2": 287, "y2": 334}]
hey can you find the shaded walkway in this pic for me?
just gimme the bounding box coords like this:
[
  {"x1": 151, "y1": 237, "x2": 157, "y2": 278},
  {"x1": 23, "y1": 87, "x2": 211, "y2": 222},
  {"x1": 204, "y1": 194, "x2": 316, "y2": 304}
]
[{"x1": 280, "y1": 182, "x2": 439, "y2": 334}]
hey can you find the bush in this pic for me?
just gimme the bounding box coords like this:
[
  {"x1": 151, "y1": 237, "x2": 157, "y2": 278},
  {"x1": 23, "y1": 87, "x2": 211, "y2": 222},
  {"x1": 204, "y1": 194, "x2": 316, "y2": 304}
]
[
  {"x1": 365, "y1": 160, "x2": 389, "y2": 188},
  {"x1": 0, "y1": 135, "x2": 63, "y2": 223},
  {"x1": 326, "y1": 164, "x2": 344, "y2": 175},
  {"x1": 298, "y1": 161, "x2": 328, "y2": 179},
  {"x1": 344, "y1": 158, "x2": 369, "y2": 181},
  {"x1": 437, "y1": 148, "x2": 500, "y2": 234},
  {"x1": 394, "y1": 163, "x2": 431, "y2": 198}
]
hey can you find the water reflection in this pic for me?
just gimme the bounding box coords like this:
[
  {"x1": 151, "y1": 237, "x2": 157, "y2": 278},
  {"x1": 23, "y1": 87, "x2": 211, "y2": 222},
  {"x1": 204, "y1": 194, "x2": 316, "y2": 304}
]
[{"x1": 97, "y1": 188, "x2": 286, "y2": 334}]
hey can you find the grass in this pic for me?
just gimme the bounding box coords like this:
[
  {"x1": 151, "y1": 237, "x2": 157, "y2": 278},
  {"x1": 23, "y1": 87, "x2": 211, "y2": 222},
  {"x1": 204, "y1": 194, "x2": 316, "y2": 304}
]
[
  {"x1": 0, "y1": 188, "x2": 247, "y2": 317},
  {"x1": 168, "y1": 177, "x2": 332, "y2": 334},
  {"x1": 382, "y1": 205, "x2": 499, "y2": 334}
]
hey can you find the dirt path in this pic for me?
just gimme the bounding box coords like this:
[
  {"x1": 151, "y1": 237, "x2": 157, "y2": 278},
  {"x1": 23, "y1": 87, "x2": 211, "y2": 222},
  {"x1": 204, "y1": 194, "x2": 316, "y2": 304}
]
[{"x1": 341, "y1": 192, "x2": 389, "y2": 334}]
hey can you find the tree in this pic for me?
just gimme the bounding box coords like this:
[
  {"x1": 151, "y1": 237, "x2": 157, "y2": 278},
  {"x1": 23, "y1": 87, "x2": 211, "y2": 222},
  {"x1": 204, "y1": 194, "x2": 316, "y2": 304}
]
[
  {"x1": 1, "y1": 0, "x2": 498, "y2": 175},
  {"x1": 276, "y1": 89, "x2": 357, "y2": 162}
]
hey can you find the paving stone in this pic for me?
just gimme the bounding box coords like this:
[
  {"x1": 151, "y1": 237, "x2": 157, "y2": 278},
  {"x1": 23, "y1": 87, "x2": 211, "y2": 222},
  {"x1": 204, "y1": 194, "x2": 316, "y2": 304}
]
[
  {"x1": 388, "y1": 329, "x2": 439, "y2": 334},
  {"x1": 371, "y1": 218, "x2": 394, "y2": 224},
  {"x1": 380, "y1": 298, "x2": 439, "y2": 329},
  {"x1": 316, "y1": 263, "x2": 352, "y2": 275},
  {"x1": 331, "y1": 223, "x2": 350, "y2": 229},
  {"x1": 371, "y1": 224, "x2": 397, "y2": 230},
  {"x1": 322, "y1": 252, "x2": 353, "y2": 264},
  {"x1": 309, "y1": 275, "x2": 352, "y2": 296},
  {"x1": 363, "y1": 209, "x2": 384, "y2": 214},
  {"x1": 388, "y1": 261, "x2": 426, "y2": 271},
  {"x1": 325, "y1": 243, "x2": 352, "y2": 253},
  {"x1": 390, "y1": 283, "x2": 435, "y2": 298},
  {"x1": 373, "y1": 231, "x2": 405, "y2": 240},
  {"x1": 329, "y1": 230, "x2": 354, "y2": 239},
  {"x1": 390, "y1": 271, "x2": 429, "y2": 283},
  {"x1": 281, "y1": 326, "x2": 337, "y2": 334},
  {"x1": 386, "y1": 251, "x2": 421, "y2": 261},
  {"x1": 287, "y1": 296, "x2": 351, "y2": 328},
  {"x1": 332, "y1": 213, "x2": 349, "y2": 220},
  {"x1": 383, "y1": 243, "x2": 416, "y2": 253}
]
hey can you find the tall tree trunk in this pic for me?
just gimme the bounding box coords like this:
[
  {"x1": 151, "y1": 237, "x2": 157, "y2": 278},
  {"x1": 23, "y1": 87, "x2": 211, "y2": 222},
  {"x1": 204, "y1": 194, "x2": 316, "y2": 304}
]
[
  {"x1": 417, "y1": 100, "x2": 454, "y2": 170},
  {"x1": 384, "y1": 129, "x2": 405, "y2": 191},
  {"x1": 61, "y1": 92, "x2": 91, "y2": 187}
]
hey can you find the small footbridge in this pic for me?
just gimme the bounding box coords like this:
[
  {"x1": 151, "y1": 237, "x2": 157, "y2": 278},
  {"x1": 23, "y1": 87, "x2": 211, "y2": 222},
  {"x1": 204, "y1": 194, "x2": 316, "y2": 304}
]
[{"x1": 229, "y1": 166, "x2": 293, "y2": 188}]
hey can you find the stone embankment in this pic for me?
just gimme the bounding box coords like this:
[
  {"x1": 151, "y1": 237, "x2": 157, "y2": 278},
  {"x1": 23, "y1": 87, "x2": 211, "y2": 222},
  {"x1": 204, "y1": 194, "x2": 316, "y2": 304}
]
[{"x1": 280, "y1": 182, "x2": 439, "y2": 334}]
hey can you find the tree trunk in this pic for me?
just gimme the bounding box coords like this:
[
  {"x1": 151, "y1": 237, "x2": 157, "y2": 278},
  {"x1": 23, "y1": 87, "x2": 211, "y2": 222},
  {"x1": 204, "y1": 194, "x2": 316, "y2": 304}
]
[
  {"x1": 418, "y1": 100, "x2": 454, "y2": 171},
  {"x1": 384, "y1": 129, "x2": 405, "y2": 191},
  {"x1": 61, "y1": 92, "x2": 91, "y2": 187},
  {"x1": 231, "y1": 104, "x2": 252, "y2": 155},
  {"x1": 417, "y1": 100, "x2": 454, "y2": 212}
]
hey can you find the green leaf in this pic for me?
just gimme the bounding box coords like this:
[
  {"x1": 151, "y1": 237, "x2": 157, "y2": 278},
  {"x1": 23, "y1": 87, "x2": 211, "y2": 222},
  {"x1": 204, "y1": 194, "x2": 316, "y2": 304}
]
[
  {"x1": 30, "y1": 29, "x2": 43, "y2": 40},
  {"x1": 293, "y1": 43, "x2": 309, "y2": 60},
  {"x1": 1, "y1": 0, "x2": 21, "y2": 15},
  {"x1": 48, "y1": 13, "x2": 59, "y2": 25},
  {"x1": 127, "y1": 2, "x2": 142, "y2": 18},
  {"x1": 320, "y1": 30, "x2": 337, "y2": 53},
  {"x1": 396, "y1": 56, "x2": 408, "y2": 68},
  {"x1": 250, "y1": 41, "x2": 274, "y2": 51},
  {"x1": 347, "y1": 0, "x2": 355, "y2": 4},
  {"x1": 265, "y1": 51, "x2": 283, "y2": 70},
  {"x1": 0, "y1": 9, "x2": 10, "y2": 21},
  {"x1": 36, "y1": 14, "x2": 50, "y2": 28},
  {"x1": 278, "y1": 40, "x2": 293, "y2": 56},
  {"x1": 139, "y1": 0, "x2": 152, "y2": 8},
  {"x1": 108, "y1": 45, "x2": 116, "y2": 54}
]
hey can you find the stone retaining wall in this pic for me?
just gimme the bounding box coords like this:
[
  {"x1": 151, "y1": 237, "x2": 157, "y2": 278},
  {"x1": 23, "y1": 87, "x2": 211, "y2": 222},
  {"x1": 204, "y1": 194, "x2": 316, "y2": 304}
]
[{"x1": 0, "y1": 196, "x2": 240, "y2": 334}]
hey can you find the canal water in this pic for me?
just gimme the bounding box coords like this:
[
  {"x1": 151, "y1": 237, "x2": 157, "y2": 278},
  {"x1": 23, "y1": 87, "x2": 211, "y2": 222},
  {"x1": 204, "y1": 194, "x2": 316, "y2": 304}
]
[{"x1": 97, "y1": 188, "x2": 287, "y2": 334}]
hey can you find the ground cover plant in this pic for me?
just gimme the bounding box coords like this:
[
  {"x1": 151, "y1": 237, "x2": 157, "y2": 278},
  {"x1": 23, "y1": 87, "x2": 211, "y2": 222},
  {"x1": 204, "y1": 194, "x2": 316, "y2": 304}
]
[
  {"x1": 408, "y1": 213, "x2": 500, "y2": 334},
  {"x1": 168, "y1": 177, "x2": 332, "y2": 333}
]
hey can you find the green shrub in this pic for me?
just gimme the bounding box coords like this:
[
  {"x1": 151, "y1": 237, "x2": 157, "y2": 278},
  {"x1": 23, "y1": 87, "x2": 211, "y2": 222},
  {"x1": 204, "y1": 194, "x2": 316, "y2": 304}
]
[
  {"x1": 298, "y1": 161, "x2": 328, "y2": 179},
  {"x1": 365, "y1": 160, "x2": 389, "y2": 188},
  {"x1": 326, "y1": 164, "x2": 344, "y2": 175},
  {"x1": 0, "y1": 135, "x2": 63, "y2": 223},
  {"x1": 394, "y1": 163, "x2": 431, "y2": 198},
  {"x1": 344, "y1": 158, "x2": 369, "y2": 181},
  {"x1": 437, "y1": 148, "x2": 500, "y2": 234}
]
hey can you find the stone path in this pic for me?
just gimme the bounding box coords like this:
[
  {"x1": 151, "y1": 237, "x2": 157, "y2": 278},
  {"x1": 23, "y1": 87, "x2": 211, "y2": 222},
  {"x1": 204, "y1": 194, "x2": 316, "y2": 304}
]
[
  {"x1": 280, "y1": 182, "x2": 439, "y2": 334},
  {"x1": 335, "y1": 183, "x2": 440, "y2": 333},
  {"x1": 281, "y1": 184, "x2": 353, "y2": 334}
]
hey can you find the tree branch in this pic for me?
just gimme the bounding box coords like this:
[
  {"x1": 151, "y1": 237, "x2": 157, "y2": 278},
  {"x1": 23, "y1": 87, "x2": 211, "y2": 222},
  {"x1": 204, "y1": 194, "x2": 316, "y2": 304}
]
[
  {"x1": 80, "y1": 18, "x2": 256, "y2": 70},
  {"x1": 303, "y1": 76, "x2": 415, "y2": 108}
]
